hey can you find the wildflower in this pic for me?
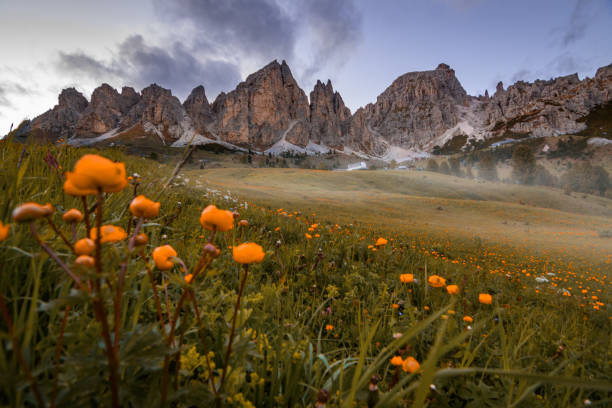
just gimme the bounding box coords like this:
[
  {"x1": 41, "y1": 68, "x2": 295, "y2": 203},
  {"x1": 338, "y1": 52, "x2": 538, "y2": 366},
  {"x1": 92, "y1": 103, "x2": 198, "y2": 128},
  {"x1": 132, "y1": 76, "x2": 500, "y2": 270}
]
[
  {"x1": 305, "y1": 233, "x2": 312, "y2": 239},
  {"x1": 129, "y1": 195, "x2": 160, "y2": 218},
  {"x1": 0, "y1": 221, "x2": 9, "y2": 242},
  {"x1": 400, "y1": 273, "x2": 414, "y2": 283},
  {"x1": 325, "y1": 324, "x2": 334, "y2": 331},
  {"x1": 427, "y1": 275, "x2": 446, "y2": 288},
  {"x1": 184, "y1": 273, "x2": 194, "y2": 284},
  {"x1": 479, "y1": 293, "x2": 493, "y2": 305},
  {"x1": 375, "y1": 237, "x2": 388, "y2": 246},
  {"x1": 75, "y1": 255, "x2": 95, "y2": 268},
  {"x1": 62, "y1": 208, "x2": 83, "y2": 223},
  {"x1": 134, "y1": 233, "x2": 148, "y2": 246},
  {"x1": 63, "y1": 177, "x2": 97, "y2": 196},
  {"x1": 392, "y1": 303, "x2": 399, "y2": 309},
  {"x1": 153, "y1": 245, "x2": 177, "y2": 270},
  {"x1": 74, "y1": 238, "x2": 95, "y2": 255},
  {"x1": 446, "y1": 284, "x2": 459, "y2": 295},
  {"x1": 238, "y1": 219, "x2": 249, "y2": 227},
  {"x1": 90, "y1": 225, "x2": 127, "y2": 243},
  {"x1": 233, "y1": 243, "x2": 265, "y2": 264},
  {"x1": 392, "y1": 333, "x2": 402, "y2": 339},
  {"x1": 402, "y1": 357, "x2": 420, "y2": 373},
  {"x1": 390, "y1": 356, "x2": 403, "y2": 366},
  {"x1": 64, "y1": 154, "x2": 127, "y2": 193},
  {"x1": 199, "y1": 205, "x2": 234, "y2": 232},
  {"x1": 12, "y1": 202, "x2": 54, "y2": 222}
]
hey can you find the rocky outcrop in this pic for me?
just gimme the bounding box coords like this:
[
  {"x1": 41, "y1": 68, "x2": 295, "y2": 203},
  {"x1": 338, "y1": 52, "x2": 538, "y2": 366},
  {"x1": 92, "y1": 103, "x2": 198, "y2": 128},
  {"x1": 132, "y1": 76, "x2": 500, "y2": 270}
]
[
  {"x1": 309, "y1": 80, "x2": 351, "y2": 149},
  {"x1": 479, "y1": 63, "x2": 612, "y2": 137},
  {"x1": 183, "y1": 85, "x2": 213, "y2": 136},
  {"x1": 211, "y1": 60, "x2": 310, "y2": 149},
  {"x1": 75, "y1": 84, "x2": 140, "y2": 137}
]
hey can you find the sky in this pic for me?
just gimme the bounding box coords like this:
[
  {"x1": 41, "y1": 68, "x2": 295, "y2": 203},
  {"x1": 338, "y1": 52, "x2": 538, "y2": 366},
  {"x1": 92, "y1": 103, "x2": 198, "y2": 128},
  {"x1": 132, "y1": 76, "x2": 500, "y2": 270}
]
[{"x1": 0, "y1": 0, "x2": 611, "y2": 134}]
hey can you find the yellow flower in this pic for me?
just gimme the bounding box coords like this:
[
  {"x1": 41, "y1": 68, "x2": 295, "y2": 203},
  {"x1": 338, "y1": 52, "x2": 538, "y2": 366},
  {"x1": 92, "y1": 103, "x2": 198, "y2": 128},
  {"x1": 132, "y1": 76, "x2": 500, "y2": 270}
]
[
  {"x1": 390, "y1": 356, "x2": 403, "y2": 366},
  {"x1": 12, "y1": 202, "x2": 54, "y2": 222},
  {"x1": 90, "y1": 225, "x2": 127, "y2": 243},
  {"x1": 479, "y1": 293, "x2": 492, "y2": 305},
  {"x1": 402, "y1": 356, "x2": 420, "y2": 373},
  {"x1": 65, "y1": 154, "x2": 127, "y2": 193},
  {"x1": 153, "y1": 245, "x2": 177, "y2": 270},
  {"x1": 75, "y1": 255, "x2": 95, "y2": 268},
  {"x1": 233, "y1": 243, "x2": 265, "y2": 264},
  {"x1": 428, "y1": 275, "x2": 446, "y2": 288},
  {"x1": 129, "y1": 195, "x2": 160, "y2": 218},
  {"x1": 74, "y1": 238, "x2": 95, "y2": 255},
  {"x1": 400, "y1": 273, "x2": 414, "y2": 283},
  {"x1": 0, "y1": 221, "x2": 9, "y2": 242},
  {"x1": 199, "y1": 205, "x2": 234, "y2": 232},
  {"x1": 375, "y1": 237, "x2": 388, "y2": 246},
  {"x1": 62, "y1": 208, "x2": 83, "y2": 223},
  {"x1": 446, "y1": 284, "x2": 459, "y2": 295}
]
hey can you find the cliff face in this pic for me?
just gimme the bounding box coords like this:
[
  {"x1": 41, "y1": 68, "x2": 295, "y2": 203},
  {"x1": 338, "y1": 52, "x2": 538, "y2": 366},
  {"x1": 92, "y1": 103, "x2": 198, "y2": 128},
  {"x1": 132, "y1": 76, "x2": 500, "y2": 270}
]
[{"x1": 11, "y1": 60, "x2": 612, "y2": 156}]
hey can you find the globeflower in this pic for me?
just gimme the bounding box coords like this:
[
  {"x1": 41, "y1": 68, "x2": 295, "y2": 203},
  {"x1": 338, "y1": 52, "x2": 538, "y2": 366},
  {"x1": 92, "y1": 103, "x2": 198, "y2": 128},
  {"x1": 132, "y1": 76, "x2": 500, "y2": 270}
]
[
  {"x1": 64, "y1": 154, "x2": 127, "y2": 193},
  {"x1": 375, "y1": 237, "x2": 388, "y2": 246},
  {"x1": 233, "y1": 243, "x2": 265, "y2": 264},
  {"x1": 134, "y1": 233, "x2": 148, "y2": 246},
  {"x1": 75, "y1": 255, "x2": 95, "y2": 268},
  {"x1": 129, "y1": 195, "x2": 160, "y2": 218},
  {"x1": 90, "y1": 225, "x2": 127, "y2": 243},
  {"x1": 402, "y1": 357, "x2": 420, "y2": 374},
  {"x1": 446, "y1": 284, "x2": 459, "y2": 295},
  {"x1": 0, "y1": 221, "x2": 9, "y2": 242},
  {"x1": 400, "y1": 273, "x2": 414, "y2": 283},
  {"x1": 62, "y1": 208, "x2": 83, "y2": 223},
  {"x1": 184, "y1": 273, "x2": 194, "y2": 284},
  {"x1": 463, "y1": 315, "x2": 473, "y2": 323},
  {"x1": 428, "y1": 275, "x2": 446, "y2": 288},
  {"x1": 199, "y1": 205, "x2": 234, "y2": 232},
  {"x1": 74, "y1": 238, "x2": 95, "y2": 255},
  {"x1": 390, "y1": 356, "x2": 403, "y2": 366},
  {"x1": 63, "y1": 177, "x2": 97, "y2": 196},
  {"x1": 12, "y1": 203, "x2": 54, "y2": 222},
  {"x1": 479, "y1": 293, "x2": 493, "y2": 305},
  {"x1": 153, "y1": 245, "x2": 177, "y2": 270}
]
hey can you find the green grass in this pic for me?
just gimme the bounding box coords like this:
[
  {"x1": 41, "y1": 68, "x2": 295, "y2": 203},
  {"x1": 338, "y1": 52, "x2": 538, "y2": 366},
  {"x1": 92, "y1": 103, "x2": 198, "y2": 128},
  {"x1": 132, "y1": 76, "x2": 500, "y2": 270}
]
[{"x1": 0, "y1": 140, "x2": 611, "y2": 407}]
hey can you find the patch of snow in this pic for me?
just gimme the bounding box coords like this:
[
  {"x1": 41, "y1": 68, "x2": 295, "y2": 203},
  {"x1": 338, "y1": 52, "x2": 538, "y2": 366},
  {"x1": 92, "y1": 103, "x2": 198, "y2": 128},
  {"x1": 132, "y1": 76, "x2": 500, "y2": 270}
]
[
  {"x1": 587, "y1": 137, "x2": 612, "y2": 146},
  {"x1": 68, "y1": 128, "x2": 120, "y2": 146},
  {"x1": 346, "y1": 161, "x2": 367, "y2": 171}
]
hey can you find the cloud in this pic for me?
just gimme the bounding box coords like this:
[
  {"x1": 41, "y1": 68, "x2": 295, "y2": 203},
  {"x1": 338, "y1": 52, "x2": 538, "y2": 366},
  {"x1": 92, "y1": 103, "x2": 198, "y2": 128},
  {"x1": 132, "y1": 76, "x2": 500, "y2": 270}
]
[
  {"x1": 0, "y1": 86, "x2": 10, "y2": 108},
  {"x1": 0, "y1": 81, "x2": 34, "y2": 108},
  {"x1": 511, "y1": 69, "x2": 531, "y2": 82},
  {"x1": 560, "y1": 0, "x2": 594, "y2": 47},
  {"x1": 56, "y1": 35, "x2": 242, "y2": 100}
]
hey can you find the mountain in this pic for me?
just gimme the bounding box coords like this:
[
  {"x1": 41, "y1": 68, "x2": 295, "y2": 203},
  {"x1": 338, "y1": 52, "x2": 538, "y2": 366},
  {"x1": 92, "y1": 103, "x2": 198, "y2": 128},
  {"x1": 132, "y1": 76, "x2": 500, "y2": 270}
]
[{"x1": 9, "y1": 60, "x2": 612, "y2": 159}]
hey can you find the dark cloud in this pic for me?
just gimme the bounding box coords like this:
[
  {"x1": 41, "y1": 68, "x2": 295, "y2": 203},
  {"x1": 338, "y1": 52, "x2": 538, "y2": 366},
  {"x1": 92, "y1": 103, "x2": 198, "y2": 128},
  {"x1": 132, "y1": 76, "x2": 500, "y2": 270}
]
[
  {"x1": 0, "y1": 81, "x2": 33, "y2": 108},
  {"x1": 56, "y1": 35, "x2": 242, "y2": 100},
  {"x1": 561, "y1": 0, "x2": 593, "y2": 47},
  {"x1": 0, "y1": 86, "x2": 10, "y2": 108}
]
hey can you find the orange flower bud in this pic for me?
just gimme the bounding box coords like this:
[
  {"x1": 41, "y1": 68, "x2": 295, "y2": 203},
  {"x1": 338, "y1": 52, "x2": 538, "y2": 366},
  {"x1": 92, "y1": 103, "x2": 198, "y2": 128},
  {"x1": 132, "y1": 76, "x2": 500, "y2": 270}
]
[
  {"x1": 390, "y1": 356, "x2": 403, "y2": 366},
  {"x1": 134, "y1": 233, "x2": 148, "y2": 246},
  {"x1": 463, "y1": 315, "x2": 473, "y2": 323},
  {"x1": 375, "y1": 237, "x2": 388, "y2": 246},
  {"x1": 232, "y1": 242, "x2": 265, "y2": 264},
  {"x1": 238, "y1": 219, "x2": 249, "y2": 227},
  {"x1": 75, "y1": 255, "x2": 95, "y2": 268},
  {"x1": 199, "y1": 205, "x2": 234, "y2": 232},
  {"x1": 129, "y1": 195, "x2": 160, "y2": 218},
  {"x1": 402, "y1": 357, "x2": 420, "y2": 373},
  {"x1": 0, "y1": 221, "x2": 9, "y2": 242},
  {"x1": 184, "y1": 273, "x2": 194, "y2": 284},
  {"x1": 446, "y1": 284, "x2": 459, "y2": 295},
  {"x1": 12, "y1": 202, "x2": 54, "y2": 222},
  {"x1": 305, "y1": 233, "x2": 312, "y2": 239},
  {"x1": 90, "y1": 225, "x2": 127, "y2": 243},
  {"x1": 153, "y1": 245, "x2": 177, "y2": 270},
  {"x1": 479, "y1": 293, "x2": 492, "y2": 305},
  {"x1": 325, "y1": 324, "x2": 334, "y2": 331},
  {"x1": 74, "y1": 238, "x2": 95, "y2": 255},
  {"x1": 400, "y1": 273, "x2": 414, "y2": 283},
  {"x1": 62, "y1": 208, "x2": 83, "y2": 223},
  {"x1": 427, "y1": 275, "x2": 446, "y2": 288},
  {"x1": 65, "y1": 154, "x2": 127, "y2": 193}
]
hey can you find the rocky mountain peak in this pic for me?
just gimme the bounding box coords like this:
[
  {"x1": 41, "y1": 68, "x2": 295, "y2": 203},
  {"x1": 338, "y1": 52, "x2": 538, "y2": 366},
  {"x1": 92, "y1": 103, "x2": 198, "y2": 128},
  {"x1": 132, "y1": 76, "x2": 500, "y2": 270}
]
[
  {"x1": 309, "y1": 79, "x2": 351, "y2": 148},
  {"x1": 58, "y1": 88, "x2": 88, "y2": 112},
  {"x1": 184, "y1": 85, "x2": 212, "y2": 134}
]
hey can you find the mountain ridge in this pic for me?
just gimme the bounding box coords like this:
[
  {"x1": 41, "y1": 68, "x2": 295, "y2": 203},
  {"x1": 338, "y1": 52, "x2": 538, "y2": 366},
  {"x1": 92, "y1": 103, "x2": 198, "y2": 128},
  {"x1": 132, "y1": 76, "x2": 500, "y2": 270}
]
[{"x1": 9, "y1": 60, "x2": 612, "y2": 159}]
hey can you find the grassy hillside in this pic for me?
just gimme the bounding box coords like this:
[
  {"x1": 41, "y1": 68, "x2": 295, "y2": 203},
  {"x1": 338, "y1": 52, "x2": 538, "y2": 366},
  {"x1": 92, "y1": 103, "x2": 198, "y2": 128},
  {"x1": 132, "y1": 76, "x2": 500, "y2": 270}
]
[{"x1": 0, "y1": 141, "x2": 610, "y2": 407}]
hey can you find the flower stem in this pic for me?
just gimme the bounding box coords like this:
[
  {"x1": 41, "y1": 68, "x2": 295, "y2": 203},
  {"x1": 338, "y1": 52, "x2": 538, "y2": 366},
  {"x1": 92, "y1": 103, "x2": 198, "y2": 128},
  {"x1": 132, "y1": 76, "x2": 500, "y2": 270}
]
[
  {"x1": 46, "y1": 217, "x2": 74, "y2": 253},
  {"x1": 81, "y1": 196, "x2": 91, "y2": 236},
  {"x1": 51, "y1": 306, "x2": 70, "y2": 408}
]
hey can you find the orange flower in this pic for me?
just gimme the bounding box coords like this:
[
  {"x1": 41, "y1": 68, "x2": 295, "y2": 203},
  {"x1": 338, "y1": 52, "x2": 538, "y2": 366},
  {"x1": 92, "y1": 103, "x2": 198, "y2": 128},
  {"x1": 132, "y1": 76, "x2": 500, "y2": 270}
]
[
  {"x1": 325, "y1": 324, "x2": 334, "y2": 331},
  {"x1": 63, "y1": 177, "x2": 97, "y2": 196},
  {"x1": 233, "y1": 243, "x2": 265, "y2": 264},
  {"x1": 305, "y1": 233, "x2": 312, "y2": 239},
  {"x1": 479, "y1": 293, "x2": 492, "y2": 305},
  {"x1": 390, "y1": 356, "x2": 403, "y2": 366},
  {"x1": 90, "y1": 225, "x2": 127, "y2": 243},
  {"x1": 238, "y1": 219, "x2": 249, "y2": 227},
  {"x1": 463, "y1": 315, "x2": 473, "y2": 323},
  {"x1": 0, "y1": 221, "x2": 9, "y2": 242},
  {"x1": 375, "y1": 237, "x2": 388, "y2": 246},
  {"x1": 400, "y1": 273, "x2": 414, "y2": 283},
  {"x1": 184, "y1": 273, "x2": 194, "y2": 284},
  {"x1": 428, "y1": 275, "x2": 446, "y2": 288},
  {"x1": 446, "y1": 284, "x2": 459, "y2": 295},
  {"x1": 199, "y1": 205, "x2": 234, "y2": 232},
  {"x1": 62, "y1": 208, "x2": 83, "y2": 223},
  {"x1": 12, "y1": 202, "x2": 54, "y2": 222},
  {"x1": 75, "y1": 255, "x2": 95, "y2": 268},
  {"x1": 153, "y1": 245, "x2": 177, "y2": 270},
  {"x1": 64, "y1": 154, "x2": 127, "y2": 193},
  {"x1": 134, "y1": 233, "x2": 148, "y2": 246},
  {"x1": 74, "y1": 238, "x2": 95, "y2": 255},
  {"x1": 402, "y1": 357, "x2": 420, "y2": 374},
  {"x1": 129, "y1": 195, "x2": 160, "y2": 218}
]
